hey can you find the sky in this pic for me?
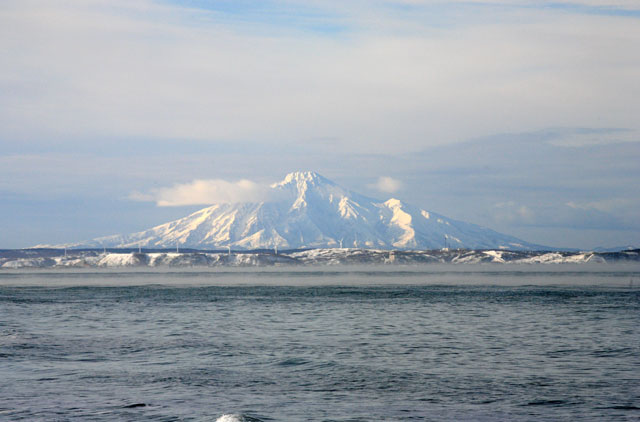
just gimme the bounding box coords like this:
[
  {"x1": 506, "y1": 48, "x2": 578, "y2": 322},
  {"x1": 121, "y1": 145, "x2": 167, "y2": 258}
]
[{"x1": 1, "y1": 0, "x2": 639, "y2": 250}]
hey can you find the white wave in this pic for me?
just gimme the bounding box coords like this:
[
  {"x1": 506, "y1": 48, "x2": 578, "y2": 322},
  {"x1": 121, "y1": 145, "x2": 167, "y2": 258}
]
[
  {"x1": 215, "y1": 414, "x2": 262, "y2": 422},
  {"x1": 216, "y1": 415, "x2": 244, "y2": 422}
]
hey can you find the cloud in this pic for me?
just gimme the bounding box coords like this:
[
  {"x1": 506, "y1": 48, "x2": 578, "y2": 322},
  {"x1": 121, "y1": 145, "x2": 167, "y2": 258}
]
[
  {"x1": 493, "y1": 201, "x2": 536, "y2": 224},
  {"x1": 492, "y1": 200, "x2": 637, "y2": 230},
  {"x1": 1, "y1": 0, "x2": 639, "y2": 154},
  {"x1": 130, "y1": 179, "x2": 271, "y2": 206},
  {"x1": 370, "y1": 176, "x2": 403, "y2": 193},
  {"x1": 546, "y1": 128, "x2": 639, "y2": 147}
]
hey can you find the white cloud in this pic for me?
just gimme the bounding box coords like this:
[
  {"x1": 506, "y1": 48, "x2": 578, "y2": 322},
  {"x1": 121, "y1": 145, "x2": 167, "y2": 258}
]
[
  {"x1": 370, "y1": 176, "x2": 403, "y2": 193},
  {"x1": 130, "y1": 179, "x2": 270, "y2": 206}
]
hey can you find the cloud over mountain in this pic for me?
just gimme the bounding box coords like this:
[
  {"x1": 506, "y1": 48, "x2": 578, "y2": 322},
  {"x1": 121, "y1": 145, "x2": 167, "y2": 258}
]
[
  {"x1": 370, "y1": 177, "x2": 403, "y2": 193},
  {"x1": 130, "y1": 179, "x2": 271, "y2": 206}
]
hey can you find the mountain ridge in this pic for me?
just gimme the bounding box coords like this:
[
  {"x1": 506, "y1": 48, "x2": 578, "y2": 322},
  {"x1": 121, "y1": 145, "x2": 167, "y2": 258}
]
[{"x1": 6, "y1": 248, "x2": 640, "y2": 269}]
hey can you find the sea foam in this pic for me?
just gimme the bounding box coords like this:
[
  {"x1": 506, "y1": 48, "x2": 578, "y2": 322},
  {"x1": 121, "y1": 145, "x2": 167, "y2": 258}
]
[
  {"x1": 216, "y1": 414, "x2": 261, "y2": 422},
  {"x1": 216, "y1": 415, "x2": 243, "y2": 422}
]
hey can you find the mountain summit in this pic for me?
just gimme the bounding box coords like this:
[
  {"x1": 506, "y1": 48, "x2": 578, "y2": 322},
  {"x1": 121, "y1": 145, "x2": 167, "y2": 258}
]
[{"x1": 66, "y1": 171, "x2": 544, "y2": 250}]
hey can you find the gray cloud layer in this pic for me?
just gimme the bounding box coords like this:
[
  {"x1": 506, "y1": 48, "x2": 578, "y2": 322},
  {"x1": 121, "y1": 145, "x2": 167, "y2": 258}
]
[{"x1": 1, "y1": 0, "x2": 639, "y2": 153}]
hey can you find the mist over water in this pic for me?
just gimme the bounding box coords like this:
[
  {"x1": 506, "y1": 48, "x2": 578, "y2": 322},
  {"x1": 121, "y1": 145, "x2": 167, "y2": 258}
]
[
  {"x1": 1, "y1": 263, "x2": 639, "y2": 287},
  {"x1": 1, "y1": 265, "x2": 639, "y2": 421}
]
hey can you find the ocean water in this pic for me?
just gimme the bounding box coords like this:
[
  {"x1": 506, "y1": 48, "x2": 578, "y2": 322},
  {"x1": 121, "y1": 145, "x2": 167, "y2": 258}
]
[{"x1": 1, "y1": 265, "x2": 639, "y2": 421}]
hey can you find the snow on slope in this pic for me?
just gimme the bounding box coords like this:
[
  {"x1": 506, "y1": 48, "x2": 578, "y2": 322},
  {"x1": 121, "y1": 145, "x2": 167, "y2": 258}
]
[
  {"x1": 4, "y1": 249, "x2": 638, "y2": 269},
  {"x1": 57, "y1": 171, "x2": 545, "y2": 250}
]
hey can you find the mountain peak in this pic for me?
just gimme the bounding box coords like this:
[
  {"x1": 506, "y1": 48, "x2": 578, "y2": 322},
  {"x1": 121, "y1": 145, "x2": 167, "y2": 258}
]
[
  {"x1": 272, "y1": 171, "x2": 337, "y2": 190},
  {"x1": 282, "y1": 171, "x2": 327, "y2": 184},
  {"x1": 384, "y1": 198, "x2": 403, "y2": 207}
]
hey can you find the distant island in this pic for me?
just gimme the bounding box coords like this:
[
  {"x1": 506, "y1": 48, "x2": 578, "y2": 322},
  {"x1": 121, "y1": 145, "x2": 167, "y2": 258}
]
[{"x1": 21, "y1": 172, "x2": 638, "y2": 265}]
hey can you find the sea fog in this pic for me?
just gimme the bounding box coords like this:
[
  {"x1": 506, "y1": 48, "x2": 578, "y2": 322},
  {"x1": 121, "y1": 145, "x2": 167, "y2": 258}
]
[{"x1": 1, "y1": 263, "x2": 639, "y2": 287}]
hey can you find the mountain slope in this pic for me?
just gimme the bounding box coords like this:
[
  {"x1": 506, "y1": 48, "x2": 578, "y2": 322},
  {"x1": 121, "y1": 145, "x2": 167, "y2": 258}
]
[{"x1": 62, "y1": 171, "x2": 546, "y2": 250}]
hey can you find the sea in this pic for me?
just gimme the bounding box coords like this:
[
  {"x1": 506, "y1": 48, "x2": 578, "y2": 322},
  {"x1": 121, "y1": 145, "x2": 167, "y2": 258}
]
[{"x1": 1, "y1": 265, "x2": 639, "y2": 422}]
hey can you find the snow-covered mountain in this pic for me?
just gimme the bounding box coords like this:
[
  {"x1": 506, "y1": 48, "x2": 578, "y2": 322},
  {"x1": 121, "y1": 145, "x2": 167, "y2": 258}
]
[{"x1": 60, "y1": 171, "x2": 546, "y2": 250}]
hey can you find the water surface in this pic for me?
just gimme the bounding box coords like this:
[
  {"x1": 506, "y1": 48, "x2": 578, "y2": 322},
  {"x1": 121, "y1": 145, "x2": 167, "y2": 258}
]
[{"x1": 1, "y1": 265, "x2": 639, "y2": 421}]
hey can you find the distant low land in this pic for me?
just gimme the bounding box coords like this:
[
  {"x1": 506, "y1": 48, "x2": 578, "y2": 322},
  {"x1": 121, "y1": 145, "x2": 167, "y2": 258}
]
[{"x1": 1, "y1": 248, "x2": 639, "y2": 269}]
